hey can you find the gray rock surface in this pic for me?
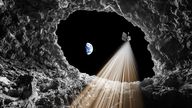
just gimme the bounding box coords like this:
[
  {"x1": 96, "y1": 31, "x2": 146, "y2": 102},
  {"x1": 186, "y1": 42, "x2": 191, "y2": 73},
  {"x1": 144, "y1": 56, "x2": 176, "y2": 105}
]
[{"x1": 0, "y1": 0, "x2": 192, "y2": 107}]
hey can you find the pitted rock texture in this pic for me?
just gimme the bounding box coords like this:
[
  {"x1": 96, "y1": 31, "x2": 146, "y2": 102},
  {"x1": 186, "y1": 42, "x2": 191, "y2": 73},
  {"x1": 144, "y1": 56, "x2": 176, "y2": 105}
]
[{"x1": 0, "y1": 0, "x2": 192, "y2": 107}]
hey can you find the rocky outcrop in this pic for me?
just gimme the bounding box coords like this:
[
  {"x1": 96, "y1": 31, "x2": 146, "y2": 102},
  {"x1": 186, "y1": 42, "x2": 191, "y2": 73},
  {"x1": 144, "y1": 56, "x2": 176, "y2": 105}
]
[{"x1": 0, "y1": 0, "x2": 192, "y2": 107}]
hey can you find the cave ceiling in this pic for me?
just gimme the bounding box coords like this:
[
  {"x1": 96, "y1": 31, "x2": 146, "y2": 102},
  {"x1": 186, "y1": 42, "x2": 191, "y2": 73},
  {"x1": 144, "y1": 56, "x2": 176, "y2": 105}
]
[{"x1": 0, "y1": 0, "x2": 192, "y2": 107}]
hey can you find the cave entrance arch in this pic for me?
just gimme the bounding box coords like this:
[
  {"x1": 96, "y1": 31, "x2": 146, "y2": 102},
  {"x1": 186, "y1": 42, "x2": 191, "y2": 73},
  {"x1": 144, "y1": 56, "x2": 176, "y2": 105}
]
[{"x1": 56, "y1": 10, "x2": 154, "y2": 81}]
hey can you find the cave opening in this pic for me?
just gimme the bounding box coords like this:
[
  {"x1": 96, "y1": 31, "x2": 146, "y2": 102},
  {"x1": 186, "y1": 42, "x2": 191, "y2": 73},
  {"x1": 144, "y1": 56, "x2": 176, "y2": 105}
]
[{"x1": 56, "y1": 10, "x2": 154, "y2": 81}]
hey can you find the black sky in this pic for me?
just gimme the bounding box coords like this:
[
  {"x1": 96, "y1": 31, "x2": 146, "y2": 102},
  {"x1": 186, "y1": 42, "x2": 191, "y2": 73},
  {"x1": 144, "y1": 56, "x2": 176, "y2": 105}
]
[{"x1": 56, "y1": 10, "x2": 154, "y2": 81}]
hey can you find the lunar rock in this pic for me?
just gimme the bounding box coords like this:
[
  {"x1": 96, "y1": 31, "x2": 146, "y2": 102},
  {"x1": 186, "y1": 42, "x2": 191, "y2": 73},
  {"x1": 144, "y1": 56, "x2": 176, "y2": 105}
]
[{"x1": 0, "y1": 0, "x2": 192, "y2": 107}]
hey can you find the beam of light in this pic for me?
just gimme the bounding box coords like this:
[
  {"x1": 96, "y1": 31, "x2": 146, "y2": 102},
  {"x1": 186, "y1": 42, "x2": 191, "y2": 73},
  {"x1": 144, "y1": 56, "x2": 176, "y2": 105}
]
[{"x1": 71, "y1": 42, "x2": 143, "y2": 108}]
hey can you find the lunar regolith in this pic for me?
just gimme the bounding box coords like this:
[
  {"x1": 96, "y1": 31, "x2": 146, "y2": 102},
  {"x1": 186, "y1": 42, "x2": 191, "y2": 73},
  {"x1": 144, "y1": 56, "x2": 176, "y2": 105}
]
[{"x1": 0, "y1": 0, "x2": 192, "y2": 108}]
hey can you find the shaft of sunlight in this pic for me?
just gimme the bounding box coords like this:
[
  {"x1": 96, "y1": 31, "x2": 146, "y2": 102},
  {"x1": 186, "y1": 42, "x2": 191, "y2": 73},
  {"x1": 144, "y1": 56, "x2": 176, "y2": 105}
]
[{"x1": 71, "y1": 42, "x2": 143, "y2": 108}]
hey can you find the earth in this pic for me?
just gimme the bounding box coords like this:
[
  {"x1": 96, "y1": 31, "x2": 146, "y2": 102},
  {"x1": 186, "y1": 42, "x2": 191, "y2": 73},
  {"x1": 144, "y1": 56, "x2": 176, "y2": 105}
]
[{"x1": 85, "y1": 42, "x2": 93, "y2": 55}]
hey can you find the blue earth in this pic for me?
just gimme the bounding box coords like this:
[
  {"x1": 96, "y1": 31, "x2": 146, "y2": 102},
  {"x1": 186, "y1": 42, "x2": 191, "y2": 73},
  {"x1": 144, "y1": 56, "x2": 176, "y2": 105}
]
[{"x1": 85, "y1": 42, "x2": 93, "y2": 55}]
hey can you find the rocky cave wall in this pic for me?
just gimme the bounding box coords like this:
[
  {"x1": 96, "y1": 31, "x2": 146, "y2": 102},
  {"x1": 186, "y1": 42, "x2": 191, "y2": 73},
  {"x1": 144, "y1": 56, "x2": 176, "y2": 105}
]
[{"x1": 0, "y1": 0, "x2": 192, "y2": 107}]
